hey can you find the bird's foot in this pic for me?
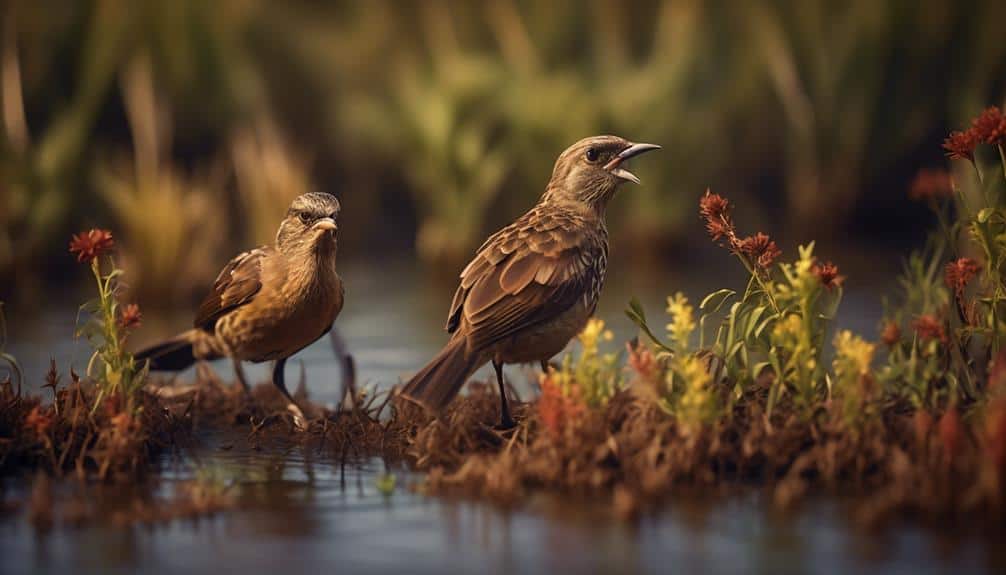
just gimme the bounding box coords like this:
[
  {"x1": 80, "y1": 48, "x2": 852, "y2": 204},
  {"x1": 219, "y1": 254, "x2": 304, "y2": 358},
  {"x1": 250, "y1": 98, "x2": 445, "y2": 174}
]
[
  {"x1": 493, "y1": 415, "x2": 517, "y2": 432},
  {"x1": 287, "y1": 403, "x2": 309, "y2": 431}
]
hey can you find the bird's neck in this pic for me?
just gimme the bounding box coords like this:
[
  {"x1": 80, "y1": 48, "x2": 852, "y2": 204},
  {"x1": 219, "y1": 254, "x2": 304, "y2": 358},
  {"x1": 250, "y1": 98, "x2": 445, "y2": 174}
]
[
  {"x1": 538, "y1": 194, "x2": 608, "y2": 222},
  {"x1": 281, "y1": 237, "x2": 339, "y2": 298}
]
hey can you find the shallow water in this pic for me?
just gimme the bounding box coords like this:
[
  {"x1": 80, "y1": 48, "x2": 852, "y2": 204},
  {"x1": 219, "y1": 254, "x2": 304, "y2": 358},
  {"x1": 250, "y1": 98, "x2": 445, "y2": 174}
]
[{"x1": 2, "y1": 258, "x2": 1002, "y2": 574}]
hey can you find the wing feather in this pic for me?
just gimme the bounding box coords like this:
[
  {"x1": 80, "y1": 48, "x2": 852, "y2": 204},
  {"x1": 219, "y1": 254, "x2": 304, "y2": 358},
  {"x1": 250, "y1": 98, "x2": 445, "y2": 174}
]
[
  {"x1": 444, "y1": 205, "x2": 602, "y2": 349},
  {"x1": 193, "y1": 247, "x2": 269, "y2": 330}
]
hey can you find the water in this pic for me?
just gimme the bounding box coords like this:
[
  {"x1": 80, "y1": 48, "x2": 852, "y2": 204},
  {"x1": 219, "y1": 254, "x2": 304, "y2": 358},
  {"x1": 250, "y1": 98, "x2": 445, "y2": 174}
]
[{"x1": 2, "y1": 258, "x2": 1001, "y2": 574}]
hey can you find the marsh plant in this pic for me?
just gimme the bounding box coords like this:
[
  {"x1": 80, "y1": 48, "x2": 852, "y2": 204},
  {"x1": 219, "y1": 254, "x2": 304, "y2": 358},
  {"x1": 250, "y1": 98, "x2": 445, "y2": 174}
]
[
  {"x1": 69, "y1": 229, "x2": 147, "y2": 412},
  {"x1": 538, "y1": 318, "x2": 622, "y2": 435},
  {"x1": 625, "y1": 190, "x2": 843, "y2": 424},
  {"x1": 0, "y1": 302, "x2": 22, "y2": 393},
  {"x1": 877, "y1": 106, "x2": 1006, "y2": 409}
]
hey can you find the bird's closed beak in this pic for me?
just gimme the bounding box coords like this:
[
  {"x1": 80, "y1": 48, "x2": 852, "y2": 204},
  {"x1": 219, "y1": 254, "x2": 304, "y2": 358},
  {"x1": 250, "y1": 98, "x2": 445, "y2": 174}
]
[
  {"x1": 604, "y1": 142, "x2": 661, "y2": 184},
  {"x1": 313, "y1": 217, "x2": 337, "y2": 232}
]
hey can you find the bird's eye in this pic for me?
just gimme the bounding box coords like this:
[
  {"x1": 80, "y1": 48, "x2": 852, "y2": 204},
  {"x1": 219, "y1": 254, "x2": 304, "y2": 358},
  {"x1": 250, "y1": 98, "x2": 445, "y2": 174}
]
[
  {"x1": 585, "y1": 147, "x2": 599, "y2": 162},
  {"x1": 298, "y1": 212, "x2": 312, "y2": 224}
]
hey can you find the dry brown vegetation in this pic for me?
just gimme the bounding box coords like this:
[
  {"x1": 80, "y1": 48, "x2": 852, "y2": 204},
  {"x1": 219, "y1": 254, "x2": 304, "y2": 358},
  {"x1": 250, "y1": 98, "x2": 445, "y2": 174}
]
[{"x1": 0, "y1": 361, "x2": 186, "y2": 480}]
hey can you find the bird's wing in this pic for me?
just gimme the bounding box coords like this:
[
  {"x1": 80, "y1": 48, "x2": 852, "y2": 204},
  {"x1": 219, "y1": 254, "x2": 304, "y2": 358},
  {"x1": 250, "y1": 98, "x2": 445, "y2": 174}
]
[
  {"x1": 446, "y1": 206, "x2": 602, "y2": 351},
  {"x1": 193, "y1": 247, "x2": 270, "y2": 330}
]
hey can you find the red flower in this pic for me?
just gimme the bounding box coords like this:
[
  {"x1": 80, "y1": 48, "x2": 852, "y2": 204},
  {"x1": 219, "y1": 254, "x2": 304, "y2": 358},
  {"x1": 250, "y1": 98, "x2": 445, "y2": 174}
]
[
  {"x1": 811, "y1": 261, "x2": 844, "y2": 290},
  {"x1": 908, "y1": 169, "x2": 954, "y2": 201},
  {"x1": 119, "y1": 303, "x2": 142, "y2": 329},
  {"x1": 737, "y1": 232, "x2": 781, "y2": 269},
  {"x1": 942, "y1": 130, "x2": 978, "y2": 162},
  {"x1": 705, "y1": 218, "x2": 731, "y2": 243},
  {"x1": 699, "y1": 189, "x2": 730, "y2": 221},
  {"x1": 69, "y1": 229, "x2": 114, "y2": 263},
  {"x1": 944, "y1": 257, "x2": 981, "y2": 298},
  {"x1": 699, "y1": 190, "x2": 737, "y2": 247},
  {"x1": 971, "y1": 106, "x2": 1006, "y2": 145},
  {"x1": 880, "y1": 321, "x2": 901, "y2": 348},
  {"x1": 912, "y1": 314, "x2": 947, "y2": 344}
]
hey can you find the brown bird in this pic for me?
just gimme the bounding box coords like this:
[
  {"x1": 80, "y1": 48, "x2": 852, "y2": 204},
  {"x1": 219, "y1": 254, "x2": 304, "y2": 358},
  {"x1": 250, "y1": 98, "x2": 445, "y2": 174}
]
[
  {"x1": 402, "y1": 135, "x2": 659, "y2": 428},
  {"x1": 135, "y1": 192, "x2": 344, "y2": 428}
]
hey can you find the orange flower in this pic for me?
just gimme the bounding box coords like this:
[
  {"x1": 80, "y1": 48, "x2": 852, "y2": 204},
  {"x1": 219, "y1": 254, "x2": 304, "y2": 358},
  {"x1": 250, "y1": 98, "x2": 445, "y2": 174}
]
[
  {"x1": 627, "y1": 341, "x2": 658, "y2": 382},
  {"x1": 908, "y1": 169, "x2": 954, "y2": 201},
  {"x1": 110, "y1": 412, "x2": 134, "y2": 435},
  {"x1": 938, "y1": 408, "x2": 962, "y2": 463},
  {"x1": 811, "y1": 261, "x2": 844, "y2": 290},
  {"x1": 970, "y1": 106, "x2": 1006, "y2": 145},
  {"x1": 737, "y1": 232, "x2": 781, "y2": 269},
  {"x1": 537, "y1": 375, "x2": 583, "y2": 437},
  {"x1": 990, "y1": 351, "x2": 1006, "y2": 392},
  {"x1": 913, "y1": 410, "x2": 933, "y2": 445},
  {"x1": 880, "y1": 321, "x2": 901, "y2": 348},
  {"x1": 944, "y1": 257, "x2": 981, "y2": 298},
  {"x1": 25, "y1": 406, "x2": 54, "y2": 436},
  {"x1": 912, "y1": 314, "x2": 947, "y2": 344},
  {"x1": 69, "y1": 229, "x2": 114, "y2": 263},
  {"x1": 942, "y1": 130, "x2": 978, "y2": 162},
  {"x1": 985, "y1": 400, "x2": 1006, "y2": 473},
  {"x1": 119, "y1": 303, "x2": 142, "y2": 329}
]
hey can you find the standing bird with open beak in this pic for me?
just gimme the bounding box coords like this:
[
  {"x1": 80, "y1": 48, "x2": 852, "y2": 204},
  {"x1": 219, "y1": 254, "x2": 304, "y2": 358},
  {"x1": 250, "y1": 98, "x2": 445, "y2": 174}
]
[
  {"x1": 402, "y1": 136, "x2": 660, "y2": 428},
  {"x1": 134, "y1": 192, "x2": 344, "y2": 428}
]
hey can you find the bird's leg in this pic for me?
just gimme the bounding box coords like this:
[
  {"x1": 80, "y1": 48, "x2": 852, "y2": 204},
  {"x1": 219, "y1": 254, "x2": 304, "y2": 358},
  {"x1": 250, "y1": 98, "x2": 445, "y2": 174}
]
[
  {"x1": 232, "y1": 359, "x2": 252, "y2": 396},
  {"x1": 272, "y1": 358, "x2": 307, "y2": 430},
  {"x1": 492, "y1": 359, "x2": 515, "y2": 430},
  {"x1": 328, "y1": 325, "x2": 357, "y2": 411}
]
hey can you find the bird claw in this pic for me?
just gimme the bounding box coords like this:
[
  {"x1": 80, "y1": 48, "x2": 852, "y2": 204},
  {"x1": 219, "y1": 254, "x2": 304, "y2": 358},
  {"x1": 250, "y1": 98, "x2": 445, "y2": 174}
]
[
  {"x1": 493, "y1": 417, "x2": 517, "y2": 432},
  {"x1": 287, "y1": 404, "x2": 308, "y2": 431}
]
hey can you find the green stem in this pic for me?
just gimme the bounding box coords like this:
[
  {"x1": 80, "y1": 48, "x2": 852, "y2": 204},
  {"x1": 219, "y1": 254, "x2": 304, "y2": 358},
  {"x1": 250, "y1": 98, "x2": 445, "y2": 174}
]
[
  {"x1": 998, "y1": 144, "x2": 1006, "y2": 199},
  {"x1": 735, "y1": 254, "x2": 781, "y2": 316}
]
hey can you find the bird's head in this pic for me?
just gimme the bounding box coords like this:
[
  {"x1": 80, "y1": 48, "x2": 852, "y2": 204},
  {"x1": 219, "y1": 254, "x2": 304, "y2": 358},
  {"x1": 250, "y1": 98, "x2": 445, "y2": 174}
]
[
  {"x1": 276, "y1": 192, "x2": 341, "y2": 255},
  {"x1": 542, "y1": 135, "x2": 660, "y2": 210}
]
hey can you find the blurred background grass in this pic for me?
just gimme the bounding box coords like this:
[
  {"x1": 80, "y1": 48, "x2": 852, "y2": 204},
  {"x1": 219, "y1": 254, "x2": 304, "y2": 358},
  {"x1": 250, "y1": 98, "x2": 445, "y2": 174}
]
[{"x1": 1, "y1": 0, "x2": 1004, "y2": 307}]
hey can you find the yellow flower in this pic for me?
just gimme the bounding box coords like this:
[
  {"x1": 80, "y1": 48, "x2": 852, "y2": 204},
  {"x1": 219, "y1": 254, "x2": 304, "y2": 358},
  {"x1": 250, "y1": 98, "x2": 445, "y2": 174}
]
[
  {"x1": 579, "y1": 318, "x2": 612, "y2": 351},
  {"x1": 665, "y1": 292, "x2": 695, "y2": 352},
  {"x1": 676, "y1": 354, "x2": 715, "y2": 429},
  {"x1": 771, "y1": 314, "x2": 803, "y2": 348},
  {"x1": 833, "y1": 330, "x2": 875, "y2": 380}
]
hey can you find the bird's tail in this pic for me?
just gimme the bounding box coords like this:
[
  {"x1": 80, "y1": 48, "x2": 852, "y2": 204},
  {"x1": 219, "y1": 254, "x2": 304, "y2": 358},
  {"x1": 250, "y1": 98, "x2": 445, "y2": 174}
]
[
  {"x1": 133, "y1": 329, "x2": 218, "y2": 371},
  {"x1": 401, "y1": 336, "x2": 483, "y2": 413}
]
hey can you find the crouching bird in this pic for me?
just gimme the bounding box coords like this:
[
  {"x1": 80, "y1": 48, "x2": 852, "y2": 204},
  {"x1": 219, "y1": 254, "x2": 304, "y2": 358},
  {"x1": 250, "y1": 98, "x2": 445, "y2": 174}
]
[
  {"x1": 402, "y1": 136, "x2": 659, "y2": 428},
  {"x1": 134, "y1": 192, "x2": 344, "y2": 428}
]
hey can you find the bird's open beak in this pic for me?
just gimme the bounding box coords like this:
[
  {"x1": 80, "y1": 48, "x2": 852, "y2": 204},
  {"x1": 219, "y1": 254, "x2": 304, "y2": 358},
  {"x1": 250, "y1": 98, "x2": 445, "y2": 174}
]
[
  {"x1": 313, "y1": 217, "x2": 337, "y2": 232},
  {"x1": 604, "y1": 142, "x2": 661, "y2": 184}
]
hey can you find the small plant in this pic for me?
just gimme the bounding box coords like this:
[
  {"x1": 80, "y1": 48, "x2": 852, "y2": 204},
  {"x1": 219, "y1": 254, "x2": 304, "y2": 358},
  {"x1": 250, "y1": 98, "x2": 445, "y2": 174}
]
[
  {"x1": 628, "y1": 191, "x2": 844, "y2": 420},
  {"x1": 0, "y1": 302, "x2": 23, "y2": 394},
  {"x1": 881, "y1": 106, "x2": 1006, "y2": 409},
  {"x1": 537, "y1": 318, "x2": 621, "y2": 435},
  {"x1": 69, "y1": 229, "x2": 147, "y2": 412}
]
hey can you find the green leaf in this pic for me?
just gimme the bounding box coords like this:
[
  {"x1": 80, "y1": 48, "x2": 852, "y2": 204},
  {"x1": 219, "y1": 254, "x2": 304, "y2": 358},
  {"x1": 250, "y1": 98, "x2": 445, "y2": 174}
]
[
  {"x1": 754, "y1": 315, "x2": 777, "y2": 339},
  {"x1": 700, "y1": 289, "x2": 736, "y2": 314},
  {"x1": 978, "y1": 207, "x2": 995, "y2": 223},
  {"x1": 745, "y1": 306, "x2": 767, "y2": 340},
  {"x1": 625, "y1": 298, "x2": 673, "y2": 354},
  {"x1": 752, "y1": 361, "x2": 772, "y2": 380}
]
